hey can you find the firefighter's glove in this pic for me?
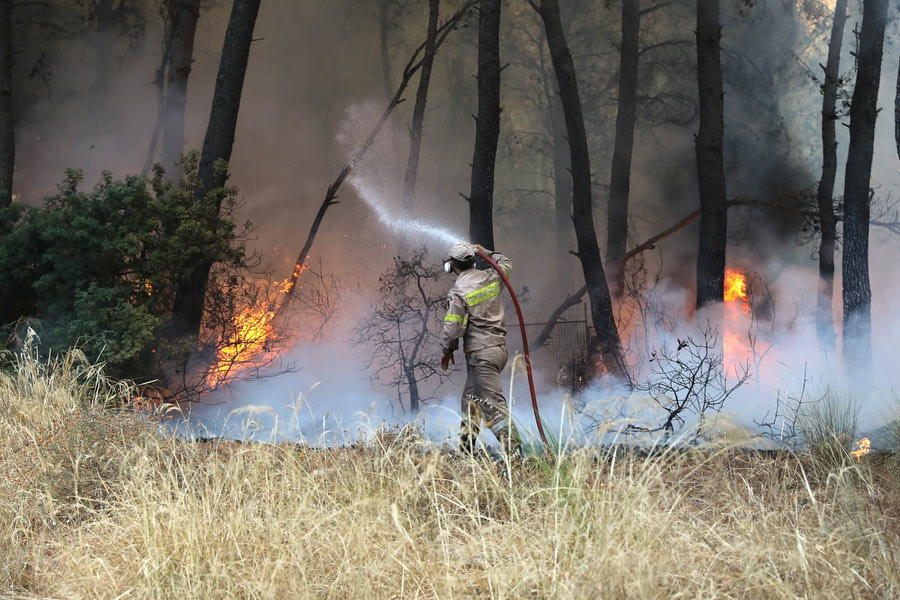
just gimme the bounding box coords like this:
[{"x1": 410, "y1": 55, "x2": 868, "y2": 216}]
[{"x1": 440, "y1": 352, "x2": 455, "y2": 371}]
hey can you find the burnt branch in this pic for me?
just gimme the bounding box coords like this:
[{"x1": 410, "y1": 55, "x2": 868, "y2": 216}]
[
  {"x1": 276, "y1": 0, "x2": 476, "y2": 317},
  {"x1": 632, "y1": 322, "x2": 749, "y2": 443}
]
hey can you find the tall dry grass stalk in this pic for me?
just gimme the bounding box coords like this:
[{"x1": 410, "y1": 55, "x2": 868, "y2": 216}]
[
  {"x1": 1, "y1": 348, "x2": 899, "y2": 599},
  {"x1": 799, "y1": 388, "x2": 861, "y2": 471}
]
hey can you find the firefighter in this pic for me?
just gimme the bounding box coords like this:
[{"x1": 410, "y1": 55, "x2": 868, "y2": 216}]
[{"x1": 440, "y1": 241, "x2": 522, "y2": 458}]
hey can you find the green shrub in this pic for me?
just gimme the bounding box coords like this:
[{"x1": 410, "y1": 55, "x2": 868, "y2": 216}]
[{"x1": 0, "y1": 155, "x2": 250, "y2": 379}]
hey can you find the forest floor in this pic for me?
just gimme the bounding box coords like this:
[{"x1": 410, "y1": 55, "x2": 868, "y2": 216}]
[{"x1": 2, "y1": 352, "x2": 900, "y2": 599}]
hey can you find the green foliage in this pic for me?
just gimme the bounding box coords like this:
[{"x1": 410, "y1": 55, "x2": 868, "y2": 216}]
[{"x1": 0, "y1": 154, "x2": 248, "y2": 377}]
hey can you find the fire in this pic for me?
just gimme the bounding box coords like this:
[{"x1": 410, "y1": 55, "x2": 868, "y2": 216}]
[
  {"x1": 276, "y1": 277, "x2": 293, "y2": 294},
  {"x1": 206, "y1": 261, "x2": 307, "y2": 388},
  {"x1": 722, "y1": 267, "x2": 751, "y2": 373},
  {"x1": 851, "y1": 437, "x2": 871, "y2": 461},
  {"x1": 207, "y1": 304, "x2": 276, "y2": 387},
  {"x1": 724, "y1": 268, "x2": 749, "y2": 306}
]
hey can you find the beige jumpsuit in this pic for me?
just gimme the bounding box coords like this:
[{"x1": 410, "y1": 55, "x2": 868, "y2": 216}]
[{"x1": 441, "y1": 251, "x2": 522, "y2": 455}]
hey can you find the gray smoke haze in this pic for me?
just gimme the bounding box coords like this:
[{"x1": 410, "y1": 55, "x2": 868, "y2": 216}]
[{"x1": 11, "y1": 0, "x2": 900, "y2": 446}]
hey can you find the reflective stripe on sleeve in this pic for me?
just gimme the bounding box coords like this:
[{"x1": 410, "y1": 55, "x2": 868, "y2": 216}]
[
  {"x1": 465, "y1": 281, "x2": 501, "y2": 306},
  {"x1": 444, "y1": 313, "x2": 468, "y2": 325}
]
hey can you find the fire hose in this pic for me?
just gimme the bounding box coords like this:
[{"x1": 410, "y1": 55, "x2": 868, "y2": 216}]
[{"x1": 476, "y1": 249, "x2": 549, "y2": 450}]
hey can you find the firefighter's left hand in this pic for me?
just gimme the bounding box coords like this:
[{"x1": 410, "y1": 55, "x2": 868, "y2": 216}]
[{"x1": 440, "y1": 352, "x2": 455, "y2": 371}]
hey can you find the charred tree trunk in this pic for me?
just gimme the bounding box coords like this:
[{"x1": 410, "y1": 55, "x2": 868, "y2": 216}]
[
  {"x1": 537, "y1": 36, "x2": 574, "y2": 298},
  {"x1": 404, "y1": 365, "x2": 422, "y2": 413},
  {"x1": 534, "y1": 0, "x2": 629, "y2": 382},
  {"x1": 170, "y1": 0, "x2": 262, "y2": 339},
  {"x1": 694, "y1": 0, "x2": 727, "y2": 309},
  {"x1": 400, "y1": 0, "x2": 439, "y2": 248},
  {"x1": 550, "y1": 92, "x2": 573, "y2": 295},
  {"x1": 195, "y1": 0, "x2": 260, "y2": 200},
  {"x1": 606, "y1": 0, "x2": 639, "y2": 299},
  {"x1": 0, "y1": 0, "x2": 13, "y2": 208},
  {"x1": 894, "y1": 72, "x2": 900, "y2": 165},
  {"x1": 467, "y1": 0, "x2": 501, "y2": 249},
  {"x1": 161, "y1": 0, "x2": 202, "y2": 174},
  {"x1": 816, "y1": 0, "x2": 847, "y2": 350},
  {"x1": 842, "y1": 0, "x2": 887, "y2": 372}
]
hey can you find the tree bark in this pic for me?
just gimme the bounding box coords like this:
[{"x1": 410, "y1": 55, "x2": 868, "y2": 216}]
[
  {"x1": 534, "y1": 0, "x2": 629, "y2": 382},
  {"x1": 896, "y1": 47, "x2": 900, "y2": 161},
  {"x1": 842, "y1": 0, "x2": 887, "y2": 372},
  {"x1": 196, "y1": 0, "x2": 261, "y2": 200},
  {"x1": 816, "y1": 0, "x2": 847, "y2": 350},
  {"x1": 161, "y1": 0, "x2": 202, "y2": 174},
  {"x1": 694, "y1": 0, "x2": 727, "y2": 309},
  {"x1": 536, "y1": 33, "x2": 574, "y2": 298},
  {"x1": 606, "y1": 0, "x2": 639, "y2": 299},
  {"x1": 171, "y1": 0, "x2": 262, "y2": 339},
  {"x1": 467, "y1": 0, "x2": 501, "y2": 248},
  {"x1": 400, "y1": 0, "x2": 440, "y2": 250},
  {"x1": 0, "y1": 0, "x2": 13, "y2": 208}
]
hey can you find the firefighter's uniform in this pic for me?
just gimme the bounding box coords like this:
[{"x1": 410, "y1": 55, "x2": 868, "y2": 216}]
[{"x1": 441, "y1": 245, "x2": 522, "y2": 456}]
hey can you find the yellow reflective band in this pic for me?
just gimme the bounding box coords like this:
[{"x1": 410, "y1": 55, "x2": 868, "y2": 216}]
[
  {"x1": 444, "y1": 313, "x2": 468, "y2": 325},
  {"x1": 466, "y1": 281, "x2": 501, "y2": 306}
]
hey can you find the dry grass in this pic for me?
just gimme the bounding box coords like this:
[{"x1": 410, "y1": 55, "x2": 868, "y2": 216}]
[{"x1": 2, "y1": 349, "x2": 899, "y2": 599}]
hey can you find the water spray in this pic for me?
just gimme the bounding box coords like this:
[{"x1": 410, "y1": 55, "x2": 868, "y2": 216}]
[
  {"x1": 476, "y1": 248, "x2": 549, "y2": 450},
  {"x1": 349, "y1": 176, "x2": 548, "y2": 448}
]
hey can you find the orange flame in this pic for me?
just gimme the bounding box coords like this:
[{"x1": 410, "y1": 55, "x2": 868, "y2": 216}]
[
  {"x1": 206, "y1": 261, "x2": 306, "y2": 388},
  {"x1": 851, "y1": 437, "x2": 871, "y2": 461},
  {"x1": 207, "y1": 304, "x2": 276, "y2": 387},
  {"x1": 722, "y1": 267, "x2": 751, "y2": 373},
  {"x1": 724, "y1": 268, "x2": 749, "y2": 306}
]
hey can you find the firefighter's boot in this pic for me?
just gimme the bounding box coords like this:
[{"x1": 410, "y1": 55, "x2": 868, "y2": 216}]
[
  {"x1": 497, "y1": 430, "x2": 523, "y2": 460},
  {"x1": 459, "y1": 433, "x2": 478, "y2": 457}
]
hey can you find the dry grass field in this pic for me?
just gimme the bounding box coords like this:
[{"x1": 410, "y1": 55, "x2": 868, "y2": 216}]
[{"x1": 2, "y1": 348, "x2": 899, "y2": 599}]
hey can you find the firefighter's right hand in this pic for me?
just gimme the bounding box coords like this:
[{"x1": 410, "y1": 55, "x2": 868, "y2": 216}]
[{"x1": 440, "y1": 352, "x2": 455, "y2": 371}]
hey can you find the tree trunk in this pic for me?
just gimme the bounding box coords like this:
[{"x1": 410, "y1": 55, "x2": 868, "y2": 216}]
[
  {"x1": 171, "y1": 0, "x2": 262, "y2": 339},
  {"x1": 535, "y1": 0, "x2": 629, "y2": 382},
  {"x1": 0, "y1": 0, "x2": 13, "y2": 208},
  {"x1": 405, "y1": 365, "x2": 421, "y2": 413},
  {"x1": 537, "y1": 36, "x2": 574, "y2": 298},
  {"x1": 467, "y1": 0, "x2": 501, "y2": 248},
  {"x1": 896, "y1": 48, "x2": 900, "y2": 161},
  {"x1": 816, "y1": 0, "x2": 847, "y2": 350},
  {"x1": 161, "y1": 0, "x2": 203, "y2": 174},
  {"x1": 400, "y1": 0, "x2": 439, "y2": 249},
  {"x1": 842, "y1": 0, "x2": 887, "y2": 372},
  {"x1": 694, "y1": 0, "x2": 727, "y2": 309},
  {"x1": 606, "y1": 0, "x2": 639, "y2": 299}
]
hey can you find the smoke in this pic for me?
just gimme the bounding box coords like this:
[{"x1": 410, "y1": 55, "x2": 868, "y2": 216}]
[{"x1": 10, "y1": 0, "x2": 900, "y2": 447}]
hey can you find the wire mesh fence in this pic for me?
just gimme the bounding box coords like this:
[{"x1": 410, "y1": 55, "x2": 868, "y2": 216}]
[{"x1": 506, "y1": 318, "x2": 594, "y2": 392}]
